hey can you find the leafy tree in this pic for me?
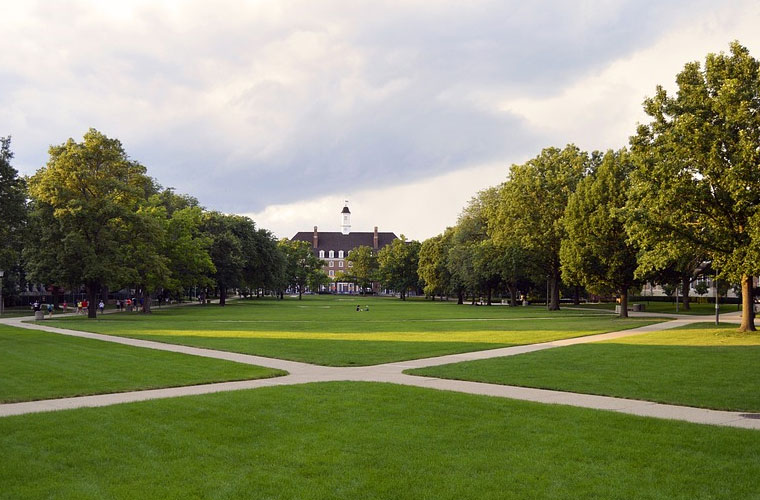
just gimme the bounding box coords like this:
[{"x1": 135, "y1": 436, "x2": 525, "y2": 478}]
[
  {"x1": 27, "y1": 129, "x2": 152, "y2": 318},
  {"x1": 627, "y1": 41, "x2": 760, "y2": 331},
  {"x1": 0, "y1": 136, "x2": 27, "y2": 306},
  {"x1": 491, "y1": 145, "x2": 590, "y2": 310},
  {"x1": 418, "y1": 233, "x2": 452, "y2": 300},
  {"x1": 561, "y1": 150, "x2": 639, "y2": 317},
  {"x1": 163, "y1": 205, "x2": 215, "y2": 298},
  {"x1": 378, "y1": 237, "x2": 421, "y2": 300},
  {"x1": 201, "y1": 212, "x2": 246, "y2": 306},
  {"x1": 345, "y1": 245, "x2": 379, "y2": 294},
  {"x1": 694, "y1": 281, "x2": 709, "y2": 296},
  {"x1": 279, "y1": 239, "x2": 323, "y2": 299},
  {"x1": 245, "y1": 228, "x2": 286, "y2": 296}
]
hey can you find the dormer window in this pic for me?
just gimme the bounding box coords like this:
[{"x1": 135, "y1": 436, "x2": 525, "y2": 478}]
[
  {"x1": 319, "y1": 250, "x2": 325, "y2": 258},
  {"x1": 338, "y1": 250, "x2": 344, "y2": 259},
  {"x1": 329, "y1": 250, "x2": 335, "y2": 258}
]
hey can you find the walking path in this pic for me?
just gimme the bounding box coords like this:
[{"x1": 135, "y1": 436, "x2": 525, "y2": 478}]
[{"x1": 2, "y1": 309, "x2": 758, "y2": 430}]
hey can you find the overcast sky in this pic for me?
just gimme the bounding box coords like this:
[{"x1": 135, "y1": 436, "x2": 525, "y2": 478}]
[{"x1": 3, "y1": 1, "x2": 760, "y2": 240}]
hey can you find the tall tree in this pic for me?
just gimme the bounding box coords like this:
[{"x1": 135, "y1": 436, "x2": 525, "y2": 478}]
[
  {"x1": 27, "y1": 129, "x2": 152, "y2": 318},
  {"x1": 561, "y1": 149, "x2": 639, "y2": 317},
  {"x1": 378, "y1": 237, "x2": 422, "y2": 300},
  {"x1": 491, "y1": 145, "x2": 589, "y2": 310},
  {"x1": 279, "y1": 239, "x2": 323, "y2": 299},
  {"x1": 418, "y1": 233, "x2": 452, "y2": 300},
  {"x1": 0, "y1": 136, "x2": 27, "y2": 306},
  {"x1": 345, "y1": 245, "x2": 379, "y2": 294},
  {"x1": 201, "y1": 212, "x2": 251, "y2": 306},
  {"x1": 627, "y1": 41, "x2": 760, "y2": 331}
]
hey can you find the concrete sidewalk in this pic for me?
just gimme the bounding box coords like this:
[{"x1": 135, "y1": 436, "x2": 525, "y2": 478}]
[{"x1": 2, "y1": 312, "x2": 758, "y2": 430}]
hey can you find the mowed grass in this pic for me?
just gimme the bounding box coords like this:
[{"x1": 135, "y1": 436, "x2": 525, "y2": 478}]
[
  {"x1": 0, "y1": 324, "x2": 284, "y2": 403},
  {"x1": 576, "y1": 301, "x2": 735, "y2": 315},
  {"x1": 409, "y1": 323, "x2": 760, "y2": 412},
  {"x1": 42, "y1": 296, "x2": 660, "y2": 366},
  {"x1": 1, "y1": 382, "x2": 758, "y2": 499}
]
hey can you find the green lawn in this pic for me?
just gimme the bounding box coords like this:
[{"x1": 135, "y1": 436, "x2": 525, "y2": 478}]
[
  {"x1": 576, "y1": 301, "x2": 736, "y2": 315},
  {"x1": 0, "y1": 324, "x2": 285, "y2": 403},
  {"x1": 41, "y1": 296, "x2": 660, "y2": 366},
  {"x1": 408, "y1": 323, "x2": 760, "y2": 412},
  {"x1": 1, "y1": 382, "x2": 758, "y2": 499}
]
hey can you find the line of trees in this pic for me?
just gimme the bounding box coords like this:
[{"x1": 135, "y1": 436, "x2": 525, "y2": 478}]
[
  {"x1": 2, "y1": 42, "x2": 758, "y2": 332},
  {"x1": 1, "y1": 129, "x2": 328, "y2": 318},
  {"x1": 416, "y1": 41, "x2": 760, "y2": 332}
]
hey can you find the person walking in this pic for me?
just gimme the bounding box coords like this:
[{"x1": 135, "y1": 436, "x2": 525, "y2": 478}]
[{"x1": 98, "y1": 300, "x2": 105, "y2": 314}]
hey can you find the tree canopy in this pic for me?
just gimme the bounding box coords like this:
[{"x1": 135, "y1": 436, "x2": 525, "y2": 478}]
[{"x1": 627, "y1": 41, "x2": 760, "y2": 330}]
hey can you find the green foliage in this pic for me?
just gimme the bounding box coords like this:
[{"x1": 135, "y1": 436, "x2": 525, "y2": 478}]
[
  {"x1": 344, "y1": 245, "x2": 379, "y2": 293},
  {"x1": 627, "y1": 42, "x2": 760, "y2": 324},
  {"x1": 378, "y1": 236, "x2": 421, "y2": 300},
  {"x1": 490, "y1": 145, "x2": 590, "y2": 309},
  {"x1": 0, "y1": 136, "x2": 27, "y2": 301},
  {"x1": 561, "y1": 149, "x2": 639, "y2": 311},
  {"x1": 26, "y1": 129, "x2": 153, "y2": 317},
  {"x1": 418, "y1": 232, "x2": 452, "y2": 298},
  {"x1": 279, "y1": 239, "x2": 324, "y2": 299}
]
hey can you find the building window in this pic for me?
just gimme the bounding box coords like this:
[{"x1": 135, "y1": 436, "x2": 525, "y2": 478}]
[
  {"x1": 319, "y1": 250, "x2": 325, "y2": 258},
  {"x1": 339, "y1": 261, "x2": 344, "y2": 268},
  {"x1": 348, "y1": 262, "x2": 353, "y2": 267},
  {"x1": 329, "y1": 250, "x2": 334, "y2": 258},
  {"x1": 329, "y1": 270, "x2": 334, "y2": 277},
  {"x1": 338, "y1": 250, "x2": 344, "y2": 258}
]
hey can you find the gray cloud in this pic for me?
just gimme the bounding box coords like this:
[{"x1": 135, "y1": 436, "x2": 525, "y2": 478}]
[{"x1": 1, "y1": 0, "x2": 718, "y2": 214}]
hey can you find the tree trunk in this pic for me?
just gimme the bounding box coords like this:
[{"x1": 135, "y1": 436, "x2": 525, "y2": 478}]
[
  {"x1": 548, "y1": 271, "x2": 561, "y2": 311},
  {"x1": 739, "y1": 275, "x2": 755, "y2": 332},
  {"x1": 681, "y1": 274, "x2": 691, "y2": 311},
  {"x1": 507, "y1": 284, "x2": 517, "y2": 306},
  {"x1": 220, "y1": 286, "x2": 227, "y2": 306},
  {"x1": 619, "y1": 287, "x2": 629, "y2": 318},
  {"x1": 457, "y1": 289, "x2": 463, "y2": 305},
  {"x1": 86, "y1": 282, "x2": 98, "y2": 319},
  {"x1": 142, "y1": 289, "x2": 152, "y2": 313},
  {"x1": 486, "y1": 288, "x2": 492, "y2": 306},
  {"x1": 573, "y1": 286, "x2": 580, "y2": 305}
]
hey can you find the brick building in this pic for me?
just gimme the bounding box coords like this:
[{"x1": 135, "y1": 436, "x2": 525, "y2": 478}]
[{"x1": 291, "y1": 203, "x2": 397, "y2": 293}]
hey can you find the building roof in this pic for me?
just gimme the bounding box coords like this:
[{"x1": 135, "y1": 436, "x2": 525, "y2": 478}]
[{"x1": 291, "y1": 231, "x2": 397, "y2": 253}]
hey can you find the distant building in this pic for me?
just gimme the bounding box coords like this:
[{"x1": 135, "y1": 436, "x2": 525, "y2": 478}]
[{"x1": 291, "y1": 202, "x2": 398, "y2": 293}]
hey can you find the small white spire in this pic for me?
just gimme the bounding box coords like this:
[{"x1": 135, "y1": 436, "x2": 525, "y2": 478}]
[{"x1": 341, "y1": 201, "x2": 351, "y2": 235}]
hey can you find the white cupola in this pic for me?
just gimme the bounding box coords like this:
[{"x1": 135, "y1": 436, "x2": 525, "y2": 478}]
[{"x1": 341, "y1": 201, "x2": 351, "y2": 235}]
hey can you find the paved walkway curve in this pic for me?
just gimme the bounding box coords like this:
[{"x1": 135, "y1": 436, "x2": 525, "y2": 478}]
[{"x1": 2, "y1": 309, "x2": 758, "y2": 431}]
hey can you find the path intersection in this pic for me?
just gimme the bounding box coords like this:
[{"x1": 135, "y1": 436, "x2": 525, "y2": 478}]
[{"x1": 1, "y1": 307, "x2": 758, "y2": 430}]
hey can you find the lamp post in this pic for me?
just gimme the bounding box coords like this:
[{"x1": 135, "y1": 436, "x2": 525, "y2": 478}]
[
  {"x1": 714, "y1": 275, "x2": 720, "y2": 326},
  {"x1": 0, "y1": 270, "x2": 4, "y2": 317}
]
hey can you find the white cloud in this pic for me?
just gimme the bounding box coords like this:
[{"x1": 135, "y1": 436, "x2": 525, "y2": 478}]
[
  {"x1": 3, "y1": 0, "x2": 760, "y2": 239},
  {"x1": 245, "y1": 160, "x2": 516, "y2": 241},
  {"x1": 499, "y1": 1, "x2": 760, "y2": 152}
]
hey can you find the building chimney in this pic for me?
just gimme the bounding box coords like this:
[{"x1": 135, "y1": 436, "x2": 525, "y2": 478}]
[
  {"x1": 373, "y1": 226, "x2": 379, "y2": 249},
  {"x1": 313, "y1": 226, "x2": 318, "y2": 248}
]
